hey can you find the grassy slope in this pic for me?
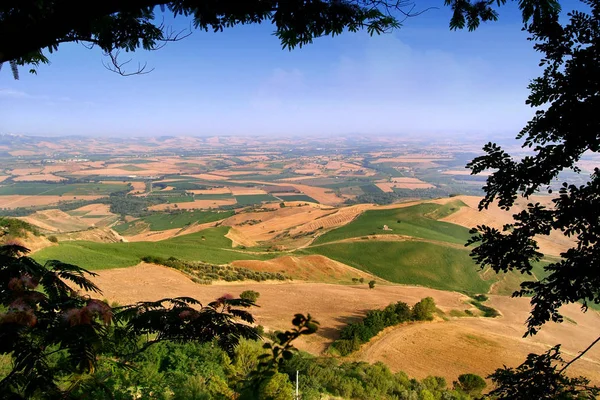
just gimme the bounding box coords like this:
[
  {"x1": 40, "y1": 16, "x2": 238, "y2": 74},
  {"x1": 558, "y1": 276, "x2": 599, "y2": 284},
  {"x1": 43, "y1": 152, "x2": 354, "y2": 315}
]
[
  {"x1": 313, "y1": 202, "x2": 470, "y2": 245},
  {"x1": 114, "y1": 210, "x2": 235, "y2": 233},
  {"x1": 33, "y1": 226, "x2": 278, "y2": 270},
  {"x1": 300, "y1": 241, "x2": 492, "y2": 293},
  {"x1": 0, "y1": 182, "x2": 128, "y2": 196},
  {"x1": 234, "y1": 194, "x2": 279, "y2": 205}
]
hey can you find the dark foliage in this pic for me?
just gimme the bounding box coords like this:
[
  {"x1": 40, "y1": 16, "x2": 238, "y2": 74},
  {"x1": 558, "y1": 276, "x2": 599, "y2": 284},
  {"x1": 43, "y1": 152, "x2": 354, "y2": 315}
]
[
  {"x1": 464, "y1": 0, "x2": 600, "y2": 396},
  {"x1": 0, "y1": 218, "x2": 40, "y2": 238},
  {"x1": 0, "y1": 245, "x2": 261, "y2": 398},
  {"x1": 332, "y1": 298, "x2": 435, "y2": 356},
  {"x1": 488, "y1": 346, "x2": 599, "y2": 399},
  {"x1": 141, "y1": 255, "x2": 288, "y2": 283},
  {"x1": 454, "y1": 373, "x2": 487, "y2": 397},
  {"x1": 467, "y1": 0, "x2": 600, "y2": 337}
]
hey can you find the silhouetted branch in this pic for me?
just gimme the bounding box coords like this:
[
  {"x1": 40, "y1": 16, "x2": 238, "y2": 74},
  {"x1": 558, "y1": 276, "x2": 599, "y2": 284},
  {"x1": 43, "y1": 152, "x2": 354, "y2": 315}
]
[
  {"x1": 560, "y1": 335, "x2": 600, "y2": 374},
  {"x1": 102, "y1": 49, "x2": 154, "y2": 76}
]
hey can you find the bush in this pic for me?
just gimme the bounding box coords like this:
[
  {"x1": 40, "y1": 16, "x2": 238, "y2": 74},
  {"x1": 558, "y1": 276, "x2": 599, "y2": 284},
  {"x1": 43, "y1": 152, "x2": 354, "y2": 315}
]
[
  {"x1": 368, "y1": 280, "x2": 376, "y2": 289},
  {"x1": 240, "y1": 290, "x2": 260, "y2": 303},
  {"x1": 454, "y1": 373, "x2": 486, "y2": 396},
  {"x1": 47, "y1": 235, "x2": 58, "y2": 243},
  {"x1": 470, "y1": 300, "x2": 500, "y2": 318},
  {"x1": 412, "y1": 297, "x2": 436, "y2": 321},
  {"x1": 331, "y1": 298, "x2": 437, "y2": 355}
]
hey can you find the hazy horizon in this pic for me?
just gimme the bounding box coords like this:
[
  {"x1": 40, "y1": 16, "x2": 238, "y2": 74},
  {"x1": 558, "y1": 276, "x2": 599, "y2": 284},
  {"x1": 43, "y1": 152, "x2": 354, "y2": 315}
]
[{"x1": 1, "y1": 1, "x2": 576, "y2": 137}]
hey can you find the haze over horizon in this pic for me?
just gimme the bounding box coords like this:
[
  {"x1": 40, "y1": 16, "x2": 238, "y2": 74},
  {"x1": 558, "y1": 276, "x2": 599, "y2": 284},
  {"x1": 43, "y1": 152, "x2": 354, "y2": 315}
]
[{"x1": 1, "y1": 1, "x2": 579, "y2": 138}]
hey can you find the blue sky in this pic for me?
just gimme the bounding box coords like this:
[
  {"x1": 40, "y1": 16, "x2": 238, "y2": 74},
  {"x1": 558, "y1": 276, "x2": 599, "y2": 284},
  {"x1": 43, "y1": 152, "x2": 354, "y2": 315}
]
[{"x1": 0, "y1": 1, "x2": 576, "y2": 137}]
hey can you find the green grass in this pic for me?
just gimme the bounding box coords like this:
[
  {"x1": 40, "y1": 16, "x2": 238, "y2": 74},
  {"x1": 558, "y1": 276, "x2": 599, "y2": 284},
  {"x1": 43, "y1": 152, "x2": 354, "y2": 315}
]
[
  {"x1": 192, "y1": 193, "x2": 234, "y2": 200},
  {"x1": 113, "y1": 210, "x2": 234, "y2": 232},
  {"x1": 277, "y1": 194, "x2": 319, "y2": 203},
  {"x1": 117, "y1": 164, "x2": 145, "y2": 171},
  {"x1": 33, "y1": 227, "x2": 278, "y2": 270},
  {"x1": 300, "y1": 241, "x2": 493, "y2": 293},
  {"x1": 0, "y1": 182, "x2": 128, "y2": 196},
  {"x1": 234, "y1": 194, "x2": 279, "y2": 205},
  {"x1": 164, "y1": 196, "x2": 195, "y2": 203},
  {"x1": 314, "y1": 203, "x2": 470, "y2": 245}
]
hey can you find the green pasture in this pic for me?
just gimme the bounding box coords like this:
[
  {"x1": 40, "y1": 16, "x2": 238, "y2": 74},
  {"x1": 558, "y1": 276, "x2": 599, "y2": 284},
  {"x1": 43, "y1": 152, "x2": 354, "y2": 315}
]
[
  {"x1": 234, "y1": 194, "x2": 278, "y2": 205},
  {"x1": 0, "y1": 182, "x2": 128, "y2": 196},
  {"x1": 33, "y1": 227, "x2": 277, "y2": 270},
  {"x1": 313, "y1": 201, "x2": 470, "y2": 245},
  {"x1": 301, "y1": 240, "x2": 492, "y2": 293},
  {"x1": 277, "y1": 194, "x2": 319, "y2": 203}
]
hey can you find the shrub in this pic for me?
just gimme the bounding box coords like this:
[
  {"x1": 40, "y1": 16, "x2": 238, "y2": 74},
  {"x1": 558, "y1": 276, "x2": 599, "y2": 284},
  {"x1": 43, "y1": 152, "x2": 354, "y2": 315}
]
[
  {"x1": 454, "y1": 373, "x2": 486, "y2": 396},
  {"x1": 47, "y1": 235, "x2": 58, "y2": 243},
  {"x1": 331, "y1": 298, "x2": 437, "y2": 355},
  {"x1": 412, "y1": 297, "x2": 436, "y2": 321},
  {"x1": 368, "y1": 280, "x2": 376, "y2": 289},
  {"x1": 240, "y1": 290, "x2": 260, "y2": 303}
]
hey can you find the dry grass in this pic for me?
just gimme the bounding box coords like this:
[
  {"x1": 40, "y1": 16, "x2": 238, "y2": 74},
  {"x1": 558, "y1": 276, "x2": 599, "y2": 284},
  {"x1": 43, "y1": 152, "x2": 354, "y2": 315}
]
[
  {"x1": 229, "y1": 187, "x2": 267, "y2": 195},
  {"x1": 358, "y1": 295, "x2": 600, "y2": 385},
  {"x1": 13, "y1": 174, "x2": 66, "y2": 182},
  {"x1": 439, "y1": 195, "x2": 573, "y2": 256},
  {"x1": 0, "y1": 195, "x2": 104, "y2": 209},
  {"x1": 231, "y1": 255, "x2": 377, "y2": 283},
  {"x1": 19, "y1": 209, "x2": 94, "y2": 232},
  {"x1": 128, "y1": 181, "x2": 146, "y2": 194},
  {"x1": 149, "y1": 199, "x2": 236, "y2": 210}
]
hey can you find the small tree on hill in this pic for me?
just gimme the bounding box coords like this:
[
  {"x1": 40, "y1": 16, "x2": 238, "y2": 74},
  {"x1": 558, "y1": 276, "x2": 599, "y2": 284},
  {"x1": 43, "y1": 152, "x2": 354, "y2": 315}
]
[
  {"x1": 368, "y1": 280, "x2": 376, "y2": 289},
  {"x1": 412, "y1": 297, "x2": 436, "y2": 321},
  {"x1": 240, "y1": 290, "x2": 260, "y2": 303},
  {"x1": 453, "y1": 374, "x2": 486, "y2": 397}
]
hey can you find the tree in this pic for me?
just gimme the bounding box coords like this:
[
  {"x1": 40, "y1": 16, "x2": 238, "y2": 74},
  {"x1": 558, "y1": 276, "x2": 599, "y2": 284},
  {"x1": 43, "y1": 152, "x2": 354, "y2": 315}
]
[
  {"x1": 240, "y1": 290, "x2": 260, "y2": 303},
  {"x1": 488, "y1": 346, "x2": 599, "y2": 399},
  {"x1": 368, "y1": 280, "x2": 376, "y2": 289},
  {"x1": 0, "y1": 0, "x2": 415, "y2": 77},
  {"x1": 412, "y1": 297, "x2": 436, "y2": 321},
  {"x1": 0, "y1": 244, "x2": 260, "y2": 398},
  {"x1": 464, "y1": 0, "x2": 600, "y2": 395},
  {"x1": 453, "y1": 374, "x2": 486, "y2": 397}
]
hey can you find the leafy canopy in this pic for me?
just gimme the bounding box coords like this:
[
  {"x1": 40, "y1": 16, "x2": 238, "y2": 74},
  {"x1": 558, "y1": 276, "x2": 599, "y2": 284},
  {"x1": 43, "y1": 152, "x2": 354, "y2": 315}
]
[
  {"x1": 465, "y1": 0, "x2": 600, "y2": 396},
  {"x1": 0, "y1": 244, "x2": 260, "y2": 398},
  {"x1": 1, "y1": 0, "x2": 561, "y2": 78}
]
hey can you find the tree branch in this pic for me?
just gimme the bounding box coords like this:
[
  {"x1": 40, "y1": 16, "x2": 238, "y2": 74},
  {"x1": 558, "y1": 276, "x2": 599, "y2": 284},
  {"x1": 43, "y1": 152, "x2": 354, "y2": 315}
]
[{"x1": 559, "y1": 335, "x2": 600, "y2": 374}]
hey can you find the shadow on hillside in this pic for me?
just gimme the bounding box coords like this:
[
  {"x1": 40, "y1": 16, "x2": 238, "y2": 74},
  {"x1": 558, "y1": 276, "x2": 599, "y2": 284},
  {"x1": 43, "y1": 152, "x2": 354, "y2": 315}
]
[{"x1": 316, "y1": 311, "x2": 368, "y2": 340}]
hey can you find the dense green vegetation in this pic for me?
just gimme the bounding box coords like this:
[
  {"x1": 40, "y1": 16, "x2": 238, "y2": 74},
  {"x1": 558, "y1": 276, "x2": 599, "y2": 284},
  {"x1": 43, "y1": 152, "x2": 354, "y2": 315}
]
[
  {"x1": 314, "y1": 202, "x2": 470, "y2": 245},
  {"x1": 113, "y1": 210, "x2": 234, "y2": 233},
  {"x1": 331, "y1": 297, "x2": 437, "y2": 356},
  {"x1": 0, "y1": 217, "x2": 39, "y2": 238},
  {"x1": 141, "y1": 255, "x2": 287, "y2": 283},
  {"x1": 0, "y1": 182, "x2": 129, "y2": 196},
  {"x1": 302, "y1": 241, "x2": 492, "y2": 293},
  {"x1": 276, "y1": 194, "x2": 318, "y2": 203},
  {"x1": 235, "y1": 194, "x2": 279, "y2": 205},
  {"x1": 18, "y1": 338, "x2": 477, "y2": 400},
  {"x1": 33, "y1": 227, "x2": 279, "y2": 269}
]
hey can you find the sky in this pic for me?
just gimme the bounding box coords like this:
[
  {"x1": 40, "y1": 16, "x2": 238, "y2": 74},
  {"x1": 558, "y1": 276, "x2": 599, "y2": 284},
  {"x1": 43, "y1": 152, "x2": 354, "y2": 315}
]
[{"x1": 0, "y1": 1, "x2": 579, "y2": 138}]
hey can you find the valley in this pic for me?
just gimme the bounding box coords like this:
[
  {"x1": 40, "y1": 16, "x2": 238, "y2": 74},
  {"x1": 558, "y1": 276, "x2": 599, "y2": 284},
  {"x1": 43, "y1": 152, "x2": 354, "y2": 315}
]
[{"x1": 0, "y1": 134, "x2": 596, "y2": 390}]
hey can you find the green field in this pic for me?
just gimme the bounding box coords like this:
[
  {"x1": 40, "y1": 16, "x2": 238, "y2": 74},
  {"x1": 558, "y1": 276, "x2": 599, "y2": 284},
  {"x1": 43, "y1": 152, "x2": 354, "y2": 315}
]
[
  {"x1": 234, "y1": 194, "x2": 279, "y2": 205},
  {"x1": 313, "y1": 202, "x2": 470, "y2": 245},
  {"x1": 113, "y1": 210, "x2": 235, "y2": 233},
  {"x1": 0, "y1": 182, "x2": 128, "y2": 196},
  {"x1": 301, "y1": 241, "x2": 493, "y2": 293},
  {"x1": 116, "y1": 164, "x2": 145, "y2": 171},
  {"x1": 277, "y1": 194, "x2": 319, "y2": 203},
  {"x1": 33, "y1": 227, "x2": 278, "y2": 270}
]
